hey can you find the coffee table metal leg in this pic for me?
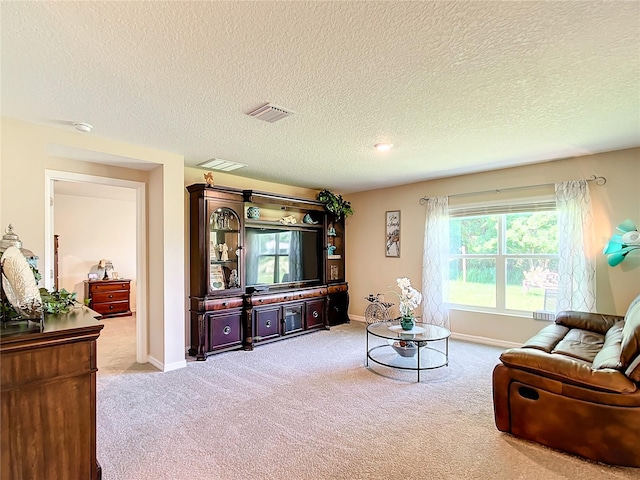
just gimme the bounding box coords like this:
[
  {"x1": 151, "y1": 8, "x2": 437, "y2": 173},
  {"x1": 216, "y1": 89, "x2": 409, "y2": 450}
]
[
  {"x1": 417, "y1": 343, "x2": 420, "y2": 382},
  {"x1": 366, "y1": 330, "x2": 369, "y2": 366}
]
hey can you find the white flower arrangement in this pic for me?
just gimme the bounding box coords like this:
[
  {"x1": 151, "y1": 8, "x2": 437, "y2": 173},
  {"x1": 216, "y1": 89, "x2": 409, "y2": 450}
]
[{"x1": 394, "y1": 277, "x2": 422, "y2": 318}]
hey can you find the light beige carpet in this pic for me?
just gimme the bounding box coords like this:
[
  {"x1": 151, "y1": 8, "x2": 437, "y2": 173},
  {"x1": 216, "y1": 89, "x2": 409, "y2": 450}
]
[{"x1": 96, "y1": 321, "x2": 639, "y2": 480}]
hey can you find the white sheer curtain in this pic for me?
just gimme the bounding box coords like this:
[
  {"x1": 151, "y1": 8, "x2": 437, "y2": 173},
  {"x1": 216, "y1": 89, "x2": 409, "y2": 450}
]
[
  {"x1": 555, "y1": 180, "x2": 596, "y2": 312},
  {"x1": 421, "y1": 196, "x2": 450, "y2": 328}
]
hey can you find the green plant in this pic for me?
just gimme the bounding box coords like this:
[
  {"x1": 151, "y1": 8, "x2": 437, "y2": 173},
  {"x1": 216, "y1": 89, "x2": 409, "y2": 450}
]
[
  {"x1": 317, "y1": 189, "x2": 354, "y2": 220},
  {"x1": 39, "y1": 288, "x2": 77, "y2": 314}
]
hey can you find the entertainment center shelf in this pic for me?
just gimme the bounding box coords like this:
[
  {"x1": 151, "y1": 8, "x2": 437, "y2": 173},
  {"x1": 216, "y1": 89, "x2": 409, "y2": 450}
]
[{"x1": 187, "y1": 184, "x2": 349, "y2": 360}]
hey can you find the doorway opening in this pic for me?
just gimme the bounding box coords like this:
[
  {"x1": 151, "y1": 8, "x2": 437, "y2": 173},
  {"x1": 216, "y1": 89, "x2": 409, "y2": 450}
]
[{"x1": 44, "y1": 170, "x2": 147, "y2": 364}]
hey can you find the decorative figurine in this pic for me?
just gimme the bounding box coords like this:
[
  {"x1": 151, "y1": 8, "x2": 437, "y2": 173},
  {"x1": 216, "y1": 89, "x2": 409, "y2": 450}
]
[
  {"x1": 328, "y1": 245, "x2": 337, "y2": 255},
  {"x1": 211, "y1": 242, "x2": 218, "y2": 261},
  {"x1": 228, "y1": 269, "x2": 239, "y2": 288},
  {"x1": 203, "y1": 172, "x2": 215, "y2": 186},
  {"x1": 220, "y1": 243, "x2": 229, "y2": 261},
  {"x1": 303, "y1": 213, "x2": 318, "y2": 224},
  {"x1": 328, "y1": 227, "x2": 336, "y2": 236}
]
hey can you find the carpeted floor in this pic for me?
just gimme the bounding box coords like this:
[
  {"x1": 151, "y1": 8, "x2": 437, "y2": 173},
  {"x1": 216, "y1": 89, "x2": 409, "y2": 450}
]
[{"x1": 96, "y1": 320, "x2": 640, "y2": 479}]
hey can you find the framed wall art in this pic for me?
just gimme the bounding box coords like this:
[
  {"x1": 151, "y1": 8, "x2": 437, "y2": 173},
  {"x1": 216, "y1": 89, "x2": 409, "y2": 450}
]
[{"x1": 385, "y1": 210, "x2": 401, "y2": 257}]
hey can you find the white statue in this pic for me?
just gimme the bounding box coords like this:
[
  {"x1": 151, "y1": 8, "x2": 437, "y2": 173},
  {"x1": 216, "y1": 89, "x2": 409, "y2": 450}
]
[
  {"x1": 220, "y1": 243, "x2": 229, "y2": 261},
  {"x1": 211, "y1": 242, "x2": 218, "y2": 260}
]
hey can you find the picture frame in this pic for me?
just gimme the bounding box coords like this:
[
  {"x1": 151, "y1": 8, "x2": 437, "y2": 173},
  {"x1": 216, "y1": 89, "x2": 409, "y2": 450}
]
[
  {"x1": 385, "y1": 210, "x2": 401, "y2": 257},
  {"x1": 209, "y1": 264, "x2": 226, "y2": 290},
  {"x1": 87, "y1": 273, "x2": 99, "y2": 281}
]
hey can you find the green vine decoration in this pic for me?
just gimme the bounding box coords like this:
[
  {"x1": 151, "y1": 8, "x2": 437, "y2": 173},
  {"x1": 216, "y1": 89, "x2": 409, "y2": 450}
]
[
  {"x1": 39, "y1": 288, "x2": 77, "y2": 314},
  {"x1": 317, "y1": 190, "x2": 354, "y2": 220}
]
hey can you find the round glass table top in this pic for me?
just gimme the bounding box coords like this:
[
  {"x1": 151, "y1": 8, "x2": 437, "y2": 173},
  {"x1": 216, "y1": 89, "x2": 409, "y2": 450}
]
[{"x1": 367, "y1": 321, "x2": 450, "y2": 342}]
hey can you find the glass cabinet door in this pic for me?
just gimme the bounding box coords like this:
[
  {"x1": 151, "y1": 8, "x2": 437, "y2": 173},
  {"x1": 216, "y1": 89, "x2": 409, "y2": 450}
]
[{"x1": 208, "y1": 205, "x2": 242, "y2": 294}]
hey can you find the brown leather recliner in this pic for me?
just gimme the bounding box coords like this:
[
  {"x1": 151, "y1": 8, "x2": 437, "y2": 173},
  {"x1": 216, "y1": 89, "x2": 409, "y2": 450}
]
[{"x1": 493, "y1": 294, "x2": 640, "y2": 467}]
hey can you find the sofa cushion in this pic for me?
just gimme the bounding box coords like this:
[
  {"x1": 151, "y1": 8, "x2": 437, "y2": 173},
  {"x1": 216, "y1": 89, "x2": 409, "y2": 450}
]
[
  {"x1": 521, "y1": 324, "x2": 569, "y2": 353},
  {"x1": 555, "y1": 311, "x2": 622, "y2": 334},
  {"x1": 621, "y1": 295, "x2": 640, "y2": 367},
  {"x1": 592, "y1": 321, "x2": 624, "y2": 370},
  {"x1": 500, "y1": 348, "x2": 637, "y2": 394},
  {"x1": 551, "y1": 328, "x2": 604, "y2": 363}
]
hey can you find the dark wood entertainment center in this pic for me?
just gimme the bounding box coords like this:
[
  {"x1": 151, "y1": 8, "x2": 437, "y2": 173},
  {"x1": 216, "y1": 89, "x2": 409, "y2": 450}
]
[{"x1": 187, "y1": 184, "x2": 349, "y2": 360}]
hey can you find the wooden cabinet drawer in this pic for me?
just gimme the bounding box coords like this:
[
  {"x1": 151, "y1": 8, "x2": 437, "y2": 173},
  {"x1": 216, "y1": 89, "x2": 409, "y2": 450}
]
[
  {"x1": 209, "y1": 312, "x2": 242, "y2": 350},
  {"x1": 91, "y1": 291, "x2": 129, "y2": 303},
  {"x1": 255, "y1": 307, "x2": 280, "y2": 340},
  {"x1": 306, "y1": 299, "x2": 325, "y2": 329},
  {"x1": 92, "y1": 301, "x2": 130, "y2": 316},
  {"x1": 89, "y1": 282, "x2": 130, "y2": 293}
]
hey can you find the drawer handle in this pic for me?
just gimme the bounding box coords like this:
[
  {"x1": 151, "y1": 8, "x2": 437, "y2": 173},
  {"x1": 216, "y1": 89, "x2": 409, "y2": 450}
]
[
  {"x1": 108, "y1": 294, "x2": 113, "y2": 298},
  {"x1": 109, "y1": 305, "x2": 114, "y2": 310},
  {"x1": 223, "y1": 326, "x2": 231, "y2": 335},
  {"x1": 312, "y1": 311, "x2": 319, "y2": 318},
  {"x1": 222, "y1": 302, "x2": 227, "y2": 307},
  {"x1": 265, "y1": 321, "x2": 272, "y2": 328},
  {"x1": 259, "y1": 299, "x2": 263, "y2": 303}
]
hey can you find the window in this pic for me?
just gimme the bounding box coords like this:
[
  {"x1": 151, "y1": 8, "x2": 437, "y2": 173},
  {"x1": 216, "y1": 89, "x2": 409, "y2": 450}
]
[
  {"x1": 448, "y1": 204, "x2": 559, "y2": 314},
  {"x1": 256, "y1": 231, "x2": 291, "y2": 283}
]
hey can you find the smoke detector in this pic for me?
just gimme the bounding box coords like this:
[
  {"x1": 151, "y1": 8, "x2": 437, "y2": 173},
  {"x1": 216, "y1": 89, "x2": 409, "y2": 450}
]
[
  {"x1": 246, "y1": 103, "x2": 295, "y2": 123},
  {"x1": 198, "y1": 158, "x2": 248, "y2": 172},
  {"x1": 73, "y1": 122, "x2": 93, "y2": 133}
]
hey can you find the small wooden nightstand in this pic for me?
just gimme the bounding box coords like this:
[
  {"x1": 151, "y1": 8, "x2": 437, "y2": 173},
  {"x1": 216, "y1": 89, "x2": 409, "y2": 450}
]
[{"x1": 84, "y1": 279, "x2": 132, "y2": 318}]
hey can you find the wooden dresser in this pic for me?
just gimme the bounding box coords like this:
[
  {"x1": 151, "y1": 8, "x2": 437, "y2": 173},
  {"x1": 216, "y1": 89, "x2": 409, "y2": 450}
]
[
  {"x1": 84, "y1": 279, "x2": 132, "y2": 318},
  {"x1": 1, "y1": 307, "x2": 104, "y2": 480}
]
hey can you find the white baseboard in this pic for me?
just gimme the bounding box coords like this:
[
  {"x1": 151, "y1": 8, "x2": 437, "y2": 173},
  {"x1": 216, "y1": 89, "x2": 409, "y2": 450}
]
[
  {"x1": 348, "y1": 314, "x2": 519, "y2": 349},
  {"x1": 147, "y1": 355, "x2": 187, "y2": 372},
  {"x1": 449, "y1": 332, "x2": 521, "y2": 349}
]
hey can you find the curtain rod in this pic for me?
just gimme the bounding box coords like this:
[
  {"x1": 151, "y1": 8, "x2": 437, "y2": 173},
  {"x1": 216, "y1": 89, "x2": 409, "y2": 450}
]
[{"x1": 419, "y1": 175, "x2": 607, "y2": 205}]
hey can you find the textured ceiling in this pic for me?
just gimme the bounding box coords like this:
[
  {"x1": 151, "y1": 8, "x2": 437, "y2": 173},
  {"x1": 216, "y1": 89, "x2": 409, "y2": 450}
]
[{"x1": 2, "y1": 1, "x2": 639, "y2": 193}]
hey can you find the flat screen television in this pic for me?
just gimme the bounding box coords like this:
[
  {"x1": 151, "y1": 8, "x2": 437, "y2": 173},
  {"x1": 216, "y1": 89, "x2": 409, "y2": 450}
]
[{"x1": 245, "y1": 227, "x2": 321, "y2": 287}]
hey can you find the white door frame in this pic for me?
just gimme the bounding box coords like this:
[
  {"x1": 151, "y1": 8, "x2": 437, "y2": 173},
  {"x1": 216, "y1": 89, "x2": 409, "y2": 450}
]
[{"x1": 44, "y1": 170, "x2": 148, "y2": 363}]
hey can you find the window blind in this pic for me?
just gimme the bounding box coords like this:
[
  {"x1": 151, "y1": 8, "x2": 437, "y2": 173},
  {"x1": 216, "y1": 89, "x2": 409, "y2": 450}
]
[{"x1": 449, "y1": 200, "x2": 556, "y2": 218}]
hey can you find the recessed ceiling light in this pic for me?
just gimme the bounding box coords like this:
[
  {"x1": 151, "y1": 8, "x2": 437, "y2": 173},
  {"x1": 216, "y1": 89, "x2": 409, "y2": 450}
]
[
  {"x1": 73, "y1": 122, "x2": 93, "y2": 133},
  {"x1": 374, "y1": 143, "x2": 393, "y2": 151},
  {"x1": 198, "y1": 158, "x2": 248, "y2": 172}
]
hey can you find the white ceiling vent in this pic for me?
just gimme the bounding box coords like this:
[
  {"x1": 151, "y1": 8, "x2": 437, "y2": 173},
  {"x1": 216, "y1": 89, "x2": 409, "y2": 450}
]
[
  {"x1": 246, "y1": 103, "x2": 294, "y2": 123},
  {"x1": 198, "y1": 158, "x2": 248, "y2": 172}
]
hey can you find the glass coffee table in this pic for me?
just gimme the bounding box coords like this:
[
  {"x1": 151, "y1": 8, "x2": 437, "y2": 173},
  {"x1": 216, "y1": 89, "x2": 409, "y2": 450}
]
[{"x1": 366, "y1": 321, "x2": 450, "y2": 382}]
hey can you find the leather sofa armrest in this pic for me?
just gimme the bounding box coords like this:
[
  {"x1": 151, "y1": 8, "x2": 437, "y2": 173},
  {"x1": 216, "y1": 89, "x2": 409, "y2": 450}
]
[
  {"x1": 500, "y1": 348, "x2": 637, "y2": 394},
  {"x1": 555, "y1": 311, "x2": 624, "y2": 335}
]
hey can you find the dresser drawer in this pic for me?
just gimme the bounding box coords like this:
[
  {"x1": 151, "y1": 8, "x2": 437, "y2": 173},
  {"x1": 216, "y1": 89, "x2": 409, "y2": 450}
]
[
  {"x1": 92, "y1": 301, "x2": 130, "y2": 316},
  {"x1": 91, "y1": 291, "x2": 129, "y2": 303},
  {"x1": 89, "y1": 282, "x2": 130, "y2": 293}
]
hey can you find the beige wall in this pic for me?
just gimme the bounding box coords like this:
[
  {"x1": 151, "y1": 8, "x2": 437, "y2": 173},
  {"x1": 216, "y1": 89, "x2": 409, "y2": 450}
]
[
  {"x1": 346, "y1": 148, "x2": 640, "y2": 344},
  {"x1": 1, "y1": 117, "x2": 186, "y2": 371}
]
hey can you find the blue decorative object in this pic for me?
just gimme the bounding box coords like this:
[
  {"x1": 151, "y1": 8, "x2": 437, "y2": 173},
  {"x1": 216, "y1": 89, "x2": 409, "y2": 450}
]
[
  {"x1": 400, "y1": 316, "x2": 415, "y2": 331},
  {"x1": 327, "y1": 245, "x2": 337, "y2": 255},
  {"x1": 603, "y1": 219, "x2": 640, "y2": 266},
  {"x1": 247, "y1": 206, "x2": 260, "y2": 220},
  {"x1": 303, "y1": 213, "x2": 318, "y2": 224},
  {"x1": 328, "y1": 227, "x2": 336, "y2": 236}
]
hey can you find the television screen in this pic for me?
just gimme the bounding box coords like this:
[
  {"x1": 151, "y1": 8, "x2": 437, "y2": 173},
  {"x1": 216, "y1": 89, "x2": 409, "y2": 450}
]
[{"x1": 245, "y1": 227, "x2": 320, "y2": 286}]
